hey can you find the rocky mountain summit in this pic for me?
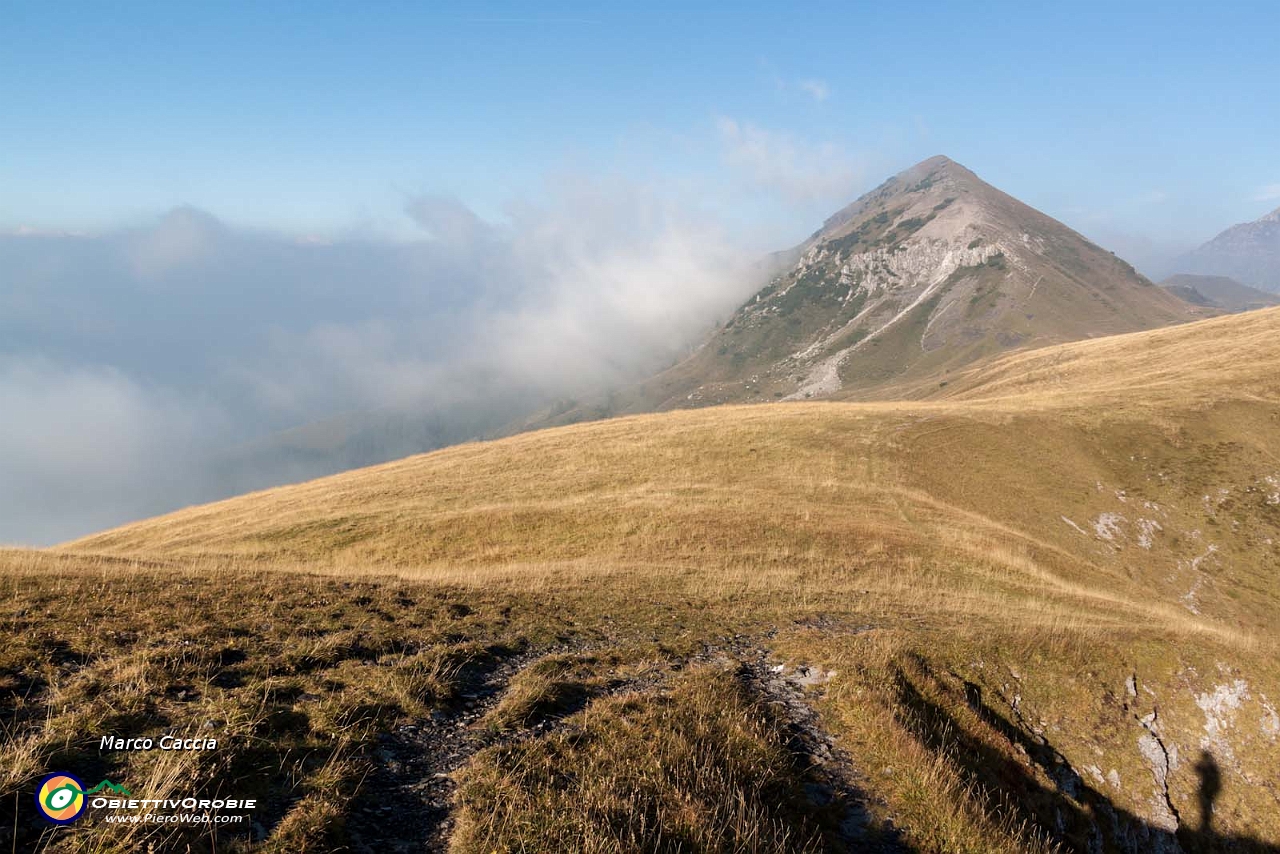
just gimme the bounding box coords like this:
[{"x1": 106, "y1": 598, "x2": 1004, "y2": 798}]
[{"x1": 616, "y1": 156, "x2": 1199, "y2": 410}]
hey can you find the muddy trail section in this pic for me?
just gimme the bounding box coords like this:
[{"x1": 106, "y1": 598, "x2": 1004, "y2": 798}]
[{"x1": 344, "y1": 635, "x2": 906, "y2": 853}]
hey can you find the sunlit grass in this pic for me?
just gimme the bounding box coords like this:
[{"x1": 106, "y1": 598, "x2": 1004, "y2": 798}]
[{"x1": 4, "y1": 308, "x2": 1280, "y2": 850}]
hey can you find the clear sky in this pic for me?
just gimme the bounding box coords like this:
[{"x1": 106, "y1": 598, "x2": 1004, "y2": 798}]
[
  {"x1": 3, "y1": 1, "x2": 1279, "y2": 253},
  {"x1": 3, "y1": 0, "x2": 1280, "y2": 544}
]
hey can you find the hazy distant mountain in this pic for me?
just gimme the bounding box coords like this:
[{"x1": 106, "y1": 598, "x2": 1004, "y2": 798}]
[
  {"x1": 551, "y1": 156, "x2": 1201, "y2": 417},
  {"x1": 1160, "y1": 273, "x2": 1280, "y2": 313},
  {"x1": 1174, "y1": 206, "x2": 1280, "y2": 292}
]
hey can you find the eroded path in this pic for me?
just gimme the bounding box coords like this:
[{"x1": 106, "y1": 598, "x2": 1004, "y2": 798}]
[
  {"x1": 703, "y1": 635, "x2": 911, "y2": 853},
  {"x1": 346, "y1": 634, "x2": 906, "y2": 853},
  {"x1": 344, "y1": 645, "x2": 550, "y2": 852}
]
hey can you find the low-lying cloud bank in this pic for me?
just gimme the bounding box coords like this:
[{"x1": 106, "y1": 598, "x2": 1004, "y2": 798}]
[{"x1": 1, "y1": 183, "x2": 760, "y2": 544}]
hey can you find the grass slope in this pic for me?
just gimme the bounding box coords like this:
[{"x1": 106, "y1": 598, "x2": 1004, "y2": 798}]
[{"x1": 4, "y1": 308, "x2": 1280, "y2": 852}]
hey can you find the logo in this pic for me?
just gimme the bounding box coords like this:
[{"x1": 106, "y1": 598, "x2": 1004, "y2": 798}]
[{"x1": 36, "y1": 773, "x2": 131, "y2": 825}]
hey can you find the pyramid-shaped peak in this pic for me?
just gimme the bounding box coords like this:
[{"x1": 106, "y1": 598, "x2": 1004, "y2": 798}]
[
  {"x1": 818, "y1": 156, "x2": 992, "y2": 237},
  {"x1": 892, "y1": 155, "x2": 987, "y2": 189},
  {"x1": 910, "y1": 154, "x2": 961, "y2": 173},
  {"x1": 901, "y1": 153, "x2": 975, "y2": 174}
]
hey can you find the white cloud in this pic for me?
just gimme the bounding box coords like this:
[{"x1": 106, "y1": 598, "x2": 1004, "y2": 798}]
[
  {"x1": 125, "y1": 206, "x2": 224, "y2": 280},
  {"x1": 0, "y1": 180, "x2": 762, "y2": 543},
  {"x1": 798, "y1": 78, "x2": 830, "y2": 102},
  {"x1": 0, "y1": 360, "x2": 226, "y2": 545},
  {"x1": 715, "y1": 116, "x2": 868, "y2": 206},
  {"x1": 1254, "y1": 183, "x2": 1280, "y2": 202}
]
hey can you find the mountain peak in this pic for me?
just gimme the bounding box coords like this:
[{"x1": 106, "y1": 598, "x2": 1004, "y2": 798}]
[
  {"x1": 896, "y1": 155, "x2": 987, "y2": 193},
  {"x1": 899, "y1": 154, "x2": 982, "y2": 182},
  {"x1": 817, "y1": 155, "x2": 986, "y2": 238},
  {"x1": 1260, "y1": 206, "x2": 1280, "y2": 223},
  {"x1": 616, "y1": 158, "x2": 1198, "y2": 410},
  {"x1": 901, "y1": 154, "x2": 958, "y2": 177}
]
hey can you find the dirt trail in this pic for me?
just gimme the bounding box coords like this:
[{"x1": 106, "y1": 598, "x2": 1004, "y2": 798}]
[
  {"x1": 346, "y1": 634, "x2": 905, "y2": 853},
  {"x1": 343, "y1": 647, "x2": 546, "y2": 853},
  {"x1": 700, "y1": 634, "x2": 911, "y2": 853}
]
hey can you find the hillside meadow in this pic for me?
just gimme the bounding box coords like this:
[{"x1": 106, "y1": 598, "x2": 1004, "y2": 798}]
[{"x1": 4, "y1": 308, "x2": 1280, "y2": 852}]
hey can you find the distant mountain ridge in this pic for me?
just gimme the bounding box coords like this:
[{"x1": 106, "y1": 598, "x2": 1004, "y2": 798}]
[
  {"x1": 1174, "y1": 206, "x2": 1280, "y2": 292},
  {"x1": 561, "y1": 156, "x2": 1202, "y2": 417},
  {"x1": 1160, "y1": 273, "x2": 1280, "y2": 313}
]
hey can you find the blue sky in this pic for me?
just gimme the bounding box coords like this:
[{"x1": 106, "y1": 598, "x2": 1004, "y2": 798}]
[
  {"x1": 3, "y1": 1, "x2": 1279, "y2": 254},
  {"x1": 3, "y1": 0, "x2": 1280, "y2": 543}
]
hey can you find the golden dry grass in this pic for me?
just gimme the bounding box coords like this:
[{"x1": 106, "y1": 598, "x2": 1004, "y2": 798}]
[
  {"x1": 453, "y1": 668, "x2": 839, "y2": 854},
  {"x1": 6, "y1": 307, "x2": 1280, "y2": 851},
  {"x1": 938, "y1": 304, "x2": 1280, "y2": 409}
]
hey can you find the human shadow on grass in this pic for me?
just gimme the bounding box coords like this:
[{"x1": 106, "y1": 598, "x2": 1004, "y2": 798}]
[{"x1": 890, "y1": 655, "x2": 1279, "y2": 854}]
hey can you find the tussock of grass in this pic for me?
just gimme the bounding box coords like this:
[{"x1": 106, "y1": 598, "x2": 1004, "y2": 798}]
[
  {"x1": 453, "y1": 667, "x2": 831, "y2": 854},
  {"x1": 482, "y1": 652, "x2": 606, "y2": 732}
]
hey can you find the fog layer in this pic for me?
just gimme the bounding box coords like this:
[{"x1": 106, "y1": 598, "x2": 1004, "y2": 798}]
[{"x1": 1, "y1": 185, "x2": 758, "y2": 544}]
